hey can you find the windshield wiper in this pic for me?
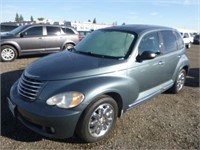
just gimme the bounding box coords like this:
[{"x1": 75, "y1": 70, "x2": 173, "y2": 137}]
[
  {"x1": 79, "y1": 51, "x2": 106, "y2": 58},
  {"x1": 75, "y1": 50, "x2": 124, "y2": 60}
]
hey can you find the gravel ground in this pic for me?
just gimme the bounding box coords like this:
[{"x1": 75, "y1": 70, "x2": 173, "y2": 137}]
[{"x1": 1, "y1": 45, "x2": 200, "y2": 149}]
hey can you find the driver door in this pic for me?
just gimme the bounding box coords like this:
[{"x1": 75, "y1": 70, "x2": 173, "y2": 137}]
[
  {"x1": 16, "y1": 26, "x2": 45, "y2": 53},
  {"x1": 128, "y1": 32, "x2": 164, "y2": 92}
]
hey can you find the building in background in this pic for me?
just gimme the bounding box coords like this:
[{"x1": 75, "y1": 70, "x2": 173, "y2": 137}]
[{"x1": 71, "y1": 21, "x2": 113, "y2": 31}]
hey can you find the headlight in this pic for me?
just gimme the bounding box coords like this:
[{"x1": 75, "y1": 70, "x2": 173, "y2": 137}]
[{"x1": 46, "y1": 92, "x2": 84, "y2": 109}]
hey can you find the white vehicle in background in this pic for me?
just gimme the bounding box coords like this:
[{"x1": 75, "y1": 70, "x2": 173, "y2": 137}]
[{"x1": 180, "y1": 32, "x2": 193, "y2": 49}]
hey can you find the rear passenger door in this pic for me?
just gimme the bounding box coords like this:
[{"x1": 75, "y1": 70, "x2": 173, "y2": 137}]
[
  {"x1": 159, "y1": 30, "x2": 182, "y2": 82},
  {"x1": 44, "y1": 26, "x2": 65, "y2": 51}
]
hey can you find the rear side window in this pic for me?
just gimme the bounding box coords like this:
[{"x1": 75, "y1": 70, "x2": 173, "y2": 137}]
[
  {"x1": 161, "y1": 30, "x2": 178, "y2": 53},
  {"x1": 174, "y1": 31, "x2": 185, "y2": 49},
  {"x1": 47, "y1": 26, "x2": 61, "y2": 35},
  {"x1": 62, "y1": 28, "x2": 75, "y2": 34},
  {"x1": 24, "y1": 26, "x2": 43, "y2": 36}
]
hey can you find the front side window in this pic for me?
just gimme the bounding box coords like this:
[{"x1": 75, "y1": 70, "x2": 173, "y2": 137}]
[
  {"x1": 47, "y1": 26, "x2": 61, "y2": 35},
  {"x1": 75, "y1": 30, "x2": 136, "y2": 58},
  {"x1": 24, "y1": 26, "x2": 43, "y2": 36},
  {"x1": 161, "y1": 30, "x2": 178, "y2": 52},
  {"x1": 138, "y1": 32, "x2": 160, "y2": 55}
]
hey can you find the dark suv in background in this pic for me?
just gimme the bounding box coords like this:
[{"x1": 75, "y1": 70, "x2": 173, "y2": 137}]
[
  {"x1": 0, "y1": 23, "x2": 19, "y2": 35},
  {"x1": 0, "y1": 24, "x2": 80, "y2": 62}
]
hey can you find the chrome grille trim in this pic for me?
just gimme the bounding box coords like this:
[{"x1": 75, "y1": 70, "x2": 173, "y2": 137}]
[
  {"x1": 18, "y1": 89, "x2": 36, "y2": 100},
  {"x1": 18, "y1": 81, "x2": 38, "y2": 92},
  {"x1": 18, "y1": 73, "x2": 44, "y2": 101},
  {"x1": 21, "y1": 75, "x2": 43, "y2": 85}
]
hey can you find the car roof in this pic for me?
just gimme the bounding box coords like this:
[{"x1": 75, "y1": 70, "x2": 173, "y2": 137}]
[
  {"x1": 20, "y1": 24, "x2": 74, "y2": 28},
  {"x1": 102, "y1": 24, "x2": 175, "y2": 35}
]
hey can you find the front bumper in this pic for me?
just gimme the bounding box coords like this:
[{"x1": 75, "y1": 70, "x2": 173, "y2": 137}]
[{"x1": 8, "y1": 82, "x2": 82, "y2": 139}]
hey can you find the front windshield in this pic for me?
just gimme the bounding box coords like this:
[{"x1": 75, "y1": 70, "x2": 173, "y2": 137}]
[
  {"x1": 9, "y1": 25, "x2": 27, "y2": 35},
  {"x1": 75, "y1": 30, "x2": 136, "y2": 58}
]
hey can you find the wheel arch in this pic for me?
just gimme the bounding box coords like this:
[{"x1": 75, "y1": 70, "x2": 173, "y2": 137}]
[
  {"x1": 62, "y1": 42, "x2": 76, "y2": 49},
  {"x1": 104, "y1": 92, "x2": 123, "y2": 117},
  {"x1": 1, "y1": 43, "x2": 20, "y2": 57},
  {"x1": 182, "y1": 65, "x2": 189, "y2": 75}
]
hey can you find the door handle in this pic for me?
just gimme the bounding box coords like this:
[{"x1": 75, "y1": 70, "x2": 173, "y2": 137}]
[
  {"x1": 158, "y1": 61, "x2": 165, "y2": 65},
  {"x1": 38, "y1": 37, "x2": 42, "y2": 39}
]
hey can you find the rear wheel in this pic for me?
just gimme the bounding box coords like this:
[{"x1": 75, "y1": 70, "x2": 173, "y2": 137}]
[
  {"x1": 63, "y1": 43, "x2": 74, "y2": 50},
  {"x1": 170, "y1": 69, "x2": 186, "y2": 93},
  {"x1": 1, "y1": 45, "x2": 17, "y2": 62},
  {"x1": 76, "y1": 95, "x2": 118, "y2": 143}
]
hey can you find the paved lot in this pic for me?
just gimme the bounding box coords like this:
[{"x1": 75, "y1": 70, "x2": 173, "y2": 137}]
[{"x1": 1, "y1": 45, "x2": 199, "y2": 149}]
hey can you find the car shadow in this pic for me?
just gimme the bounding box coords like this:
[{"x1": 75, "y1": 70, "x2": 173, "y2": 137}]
[
  {"x1": 1, "y1": 69, "x2": 42, "y2": 142},
  {"x1": 185, "y1": 68, "x2": 199, "y2": 87},
  {"x1": 0, "y1": 69, "x2": 87, "y2": 144}
]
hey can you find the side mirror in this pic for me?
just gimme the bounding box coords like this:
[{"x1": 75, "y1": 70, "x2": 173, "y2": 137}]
[
  {"x1": 20, "y1": 32, "x2": 24, "y2": 37},
  {"x1": 20, "y1": 32, "x2": 27, "y2": 37},
  {"x1": 136, "y1": 51, "x2": 157, "y2": 62}
]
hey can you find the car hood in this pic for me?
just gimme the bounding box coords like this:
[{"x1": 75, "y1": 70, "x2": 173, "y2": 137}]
[{"x1": 25, "y1": 51, "x2": 127, "y2": 81}]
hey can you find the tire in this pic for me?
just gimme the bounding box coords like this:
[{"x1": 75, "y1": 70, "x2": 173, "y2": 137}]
[
  {"x1": 76, "y1": 95, "x2": 118, "y2": 143},
  {"x1": 186, "y1": 43, "x2": 191, "y2": 49},
  {"x1": 63, "y1": 43, "x2": 74, "y2": 50},
  {"x1": 170, "y1": 69, "x2": 186, "y2": 94},
  {"x1": 1, "y1": 45, "x2": 17, "y2": 62}
]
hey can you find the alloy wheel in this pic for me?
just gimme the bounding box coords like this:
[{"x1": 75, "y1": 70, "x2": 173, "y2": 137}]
[{"x1": 88, "y1": 103, "x2": 114, "y2": 137}]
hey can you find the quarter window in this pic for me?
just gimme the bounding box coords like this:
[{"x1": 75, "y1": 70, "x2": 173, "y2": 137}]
[
  {"x1": 174, "y1": 31, "x2": 185, "y2": 49},
  {"x1": 138, "y1": 32, "x2": 160, "y2": 55},
  {"x1": 62, "y1": 28, "x2": 75, "y2": 34},
  {"x1": 47, "y1": 27, "x2": 61, "y2": 35},
  {"x1": 161, "y1": 30, "x2": 178, "y2": 52}
]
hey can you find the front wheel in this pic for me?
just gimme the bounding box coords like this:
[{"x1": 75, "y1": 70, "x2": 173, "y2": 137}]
[
  {"x1": 1, "y1": 45, "x2": 17, "y2": 62},
  {"x1": 186, "y1": 43, "x2": 191, "y2": 49},
  {"x1": 170, "y1": 69, "x2": 186, "y2": 93},
  {"x1": 76, "y1": 95, "x2": 118, "y2": 143}
]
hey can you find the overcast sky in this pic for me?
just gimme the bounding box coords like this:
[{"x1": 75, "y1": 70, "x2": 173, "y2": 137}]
[{"x1": 1, "y1": 0, "x2": 200, "y2": 30}]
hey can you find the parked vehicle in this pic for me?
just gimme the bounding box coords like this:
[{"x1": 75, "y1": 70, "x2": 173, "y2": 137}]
[
  {"x1": 78, "y1": 30, "x2": 92, "y2": 40},
  {"x1": 8, "y1": 25, "x2": 189, "y2": 143},
  {"x1": 193, "y1": 34, "x2": 200, "y2": 44},
  {"x1": 180, "y1": 32, "x2": 193, "y2": 49},
  {"x1": 0, "y1": 24, "x2": 80, "y2": 62},
  {"x1": 0, "y1": 23, "x2": 19, "y2": 35}
]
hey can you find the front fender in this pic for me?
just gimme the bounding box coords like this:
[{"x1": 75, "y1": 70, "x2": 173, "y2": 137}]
[
  {"x1": 1, "y1": 41, "x2": 21, "y2": 54},
  {"x1": 39, "y1": 71, "x2": 139, "y2": 112}
]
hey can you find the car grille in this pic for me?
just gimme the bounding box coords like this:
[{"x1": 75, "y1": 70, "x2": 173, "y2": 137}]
[{"x1": 17, "y1": 74, "x2": 44, "y2": 101}]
